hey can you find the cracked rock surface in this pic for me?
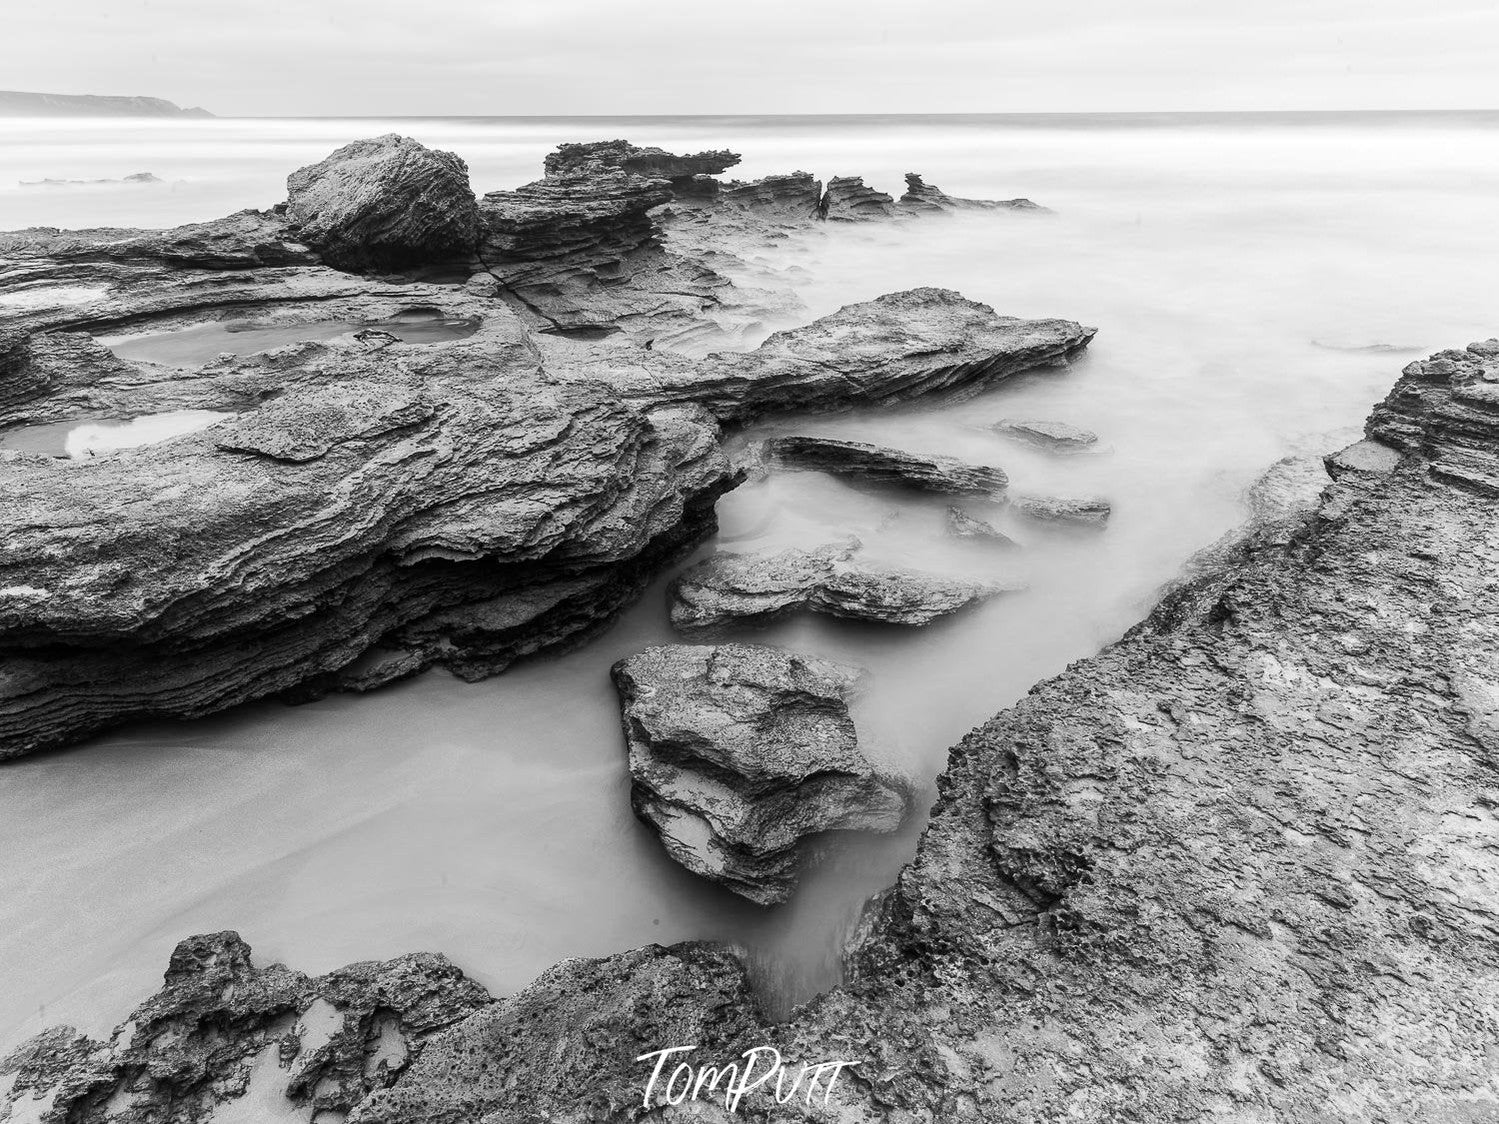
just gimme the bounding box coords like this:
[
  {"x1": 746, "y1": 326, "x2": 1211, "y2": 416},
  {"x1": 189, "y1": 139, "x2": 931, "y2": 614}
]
[{"x1": 612, "y1": 643, "x2": 909, "y2": 905}]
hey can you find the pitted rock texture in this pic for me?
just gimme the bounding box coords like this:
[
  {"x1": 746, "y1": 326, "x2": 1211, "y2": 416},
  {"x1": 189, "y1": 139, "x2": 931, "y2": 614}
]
[
  {"x1": 767, "y1": 434, "x2": 1009, "y2": 496},
  {"x1": 542, "y1": 139, "x2": 741, "y2": 183},
  {"x1": 612, "y1": 643, "x2": 908, "y2": 905},
  {"x1": 669, "y1": 542, "x2": 1011, "y2": 631},
  {"x1": 990, "y1": 417, "x2": 1099, "y2": 452},
  {"x1": 0, "y1": 932, "x2": 490, "y2": 1124},
  {"x1": 285, "y1": 134, "x2": 480, "y2": 271}
]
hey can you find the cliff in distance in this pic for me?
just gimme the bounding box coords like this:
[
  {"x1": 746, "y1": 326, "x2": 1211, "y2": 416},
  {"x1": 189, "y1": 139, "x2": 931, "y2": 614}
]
[{"x1": 0, "y1": 90, "x2": 212, "y2": 117}]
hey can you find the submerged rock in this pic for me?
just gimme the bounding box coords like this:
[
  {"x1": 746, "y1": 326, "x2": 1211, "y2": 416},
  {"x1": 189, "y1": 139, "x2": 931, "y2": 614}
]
[
  {"x1": 1009, "y1": 493, "x2": 1112, "y2": 526},
  {"x1": 612, "y1": 643, "x2": 908, "y2": 904},
  {"x1": 946, "y1": 504, "x2": 1021, "y2": 546},
  {"x1": 670, "y1": 542, "x2": 1011, "y2": 630},
  {"x1": 285, "y1": 134, "x2": 480, "y2": 271},
  {"x1": 0, "y1": 931, "x2": 490, "y2": 1124},
  {"x1": 767, "y1": 435, "x2": 1009, "y2": 496},
  {"x1": 991, "y1": 417, "x2": 1099, "y2": 452}
]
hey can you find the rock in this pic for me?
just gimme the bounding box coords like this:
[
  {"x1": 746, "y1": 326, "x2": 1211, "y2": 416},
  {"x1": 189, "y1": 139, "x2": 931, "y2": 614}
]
[
  {"x1": 669, "y1": 542, "x2": 1011, "y2": 630},
  {"x1": 285, "y1": 134, "x2": 480, "y2": 271},
  {"x1": 0, "y1": 932, "x2": 490, "y2": 1124},
  {"x1": 898, "y1": 172, "x2": 1048, "y2": 214},
  {"x1": 612, "y1": 643, "x2": 908, "y2": 904},
  {"x1": 766, "y1": 435, "x2": 1008, "y2": 496},
  {"x1": 1366, "y1": 339, "x2": 1499, "y2": 493},
  {"x1": 0, "y1": 307, "x2": 739, "y2": 758},
  {"x1": 1009, "y1": 493, "x2": 1112, "y2": 526},
  {"x1": 946, "y1": 504, "x2": 1021, "y2": 546},
  {"x1": 350, "y1": 942, "x2": 763, "y2": 1123},
  {"x1": 537, "y1": 287, "x2": 1096, "y2": 423},
  {"x1": 718, "y1": 171, "x2": 824, "y2": 216},
  {"x1": 990, "y1": 417, "x2": 1099, "y2": 452},
  {"x1": 0, "y1": 208, "x2": 314, "y2": 270},
  {"x1": 542, "y1": 138, "x2": 741, "y2": 184},
  {"x1": 819, "y1": 175, "x2": 898, "y2": 220}
]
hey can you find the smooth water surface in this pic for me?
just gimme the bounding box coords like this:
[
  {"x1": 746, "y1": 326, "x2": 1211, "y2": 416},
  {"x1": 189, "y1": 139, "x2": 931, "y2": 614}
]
[{"x1": 1, "y1": 113, "x2": 1496, "y2": 1046}]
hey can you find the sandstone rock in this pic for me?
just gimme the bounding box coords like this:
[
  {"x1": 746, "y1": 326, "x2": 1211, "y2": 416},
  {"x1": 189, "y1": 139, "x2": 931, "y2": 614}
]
[
  {"x1": 946, "y1": 504, "x2": 1021, "y2": 546},
  {"x1": 1009, "y1": 492, "x2": 1112, "y2": 526},
  {"x1": 285, "y1": 134, "x2": 480, "y2": 271},
  {"x1": 669, "y1": 542, "x2": 1011, "y2": 630},
  {"x1": 766, "y1": 435, "x2": 1008, "y2": 496},
  {"x1": 898, "y1": 172, "x2": 1048, "y2": 214},
  {"x1": 0, "y1": 208, "x2": 314, "y2": 270},
  {"x1": 1366, "y1": 338, "x2": 1499, "y2": 493},
  {"x1": 819, "y1": 175, "x2": 898, "y2": 220},
  {"x1": 612, "y1": 643, "x2": 908, "y2": 904},
  {"x1": 0, "y1": 932, "x2": 490, "y2": 1124},
  {"x1": 991, "y1": 417, "x2": 1099, "y2": 452},
  {"x1": 542, "y1": 138, "x2": 741, "y2": 183}
]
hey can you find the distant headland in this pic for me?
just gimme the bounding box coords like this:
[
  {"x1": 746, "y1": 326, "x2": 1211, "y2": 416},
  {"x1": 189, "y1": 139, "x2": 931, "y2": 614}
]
[{"x1": 0, "y1": 90, "x2": 212, "y2": 118}]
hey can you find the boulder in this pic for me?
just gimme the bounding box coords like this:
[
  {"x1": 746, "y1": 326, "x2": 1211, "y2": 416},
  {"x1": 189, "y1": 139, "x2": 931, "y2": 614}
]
[
  {"x1": 612, "y1": 643, "x2": 908, "y2": 904},
  {"x1": 285, "y1": 134, "x2": 480, "y2": 271},
  {"x1": 990, "y1": 417, "x2": 1099, "y2": 452},
  {"x1": 819, "y1": 175, "x2": 897, "y2": 220},
  {"x1": 669, "y1": 542, "x2": 1012, "y2": 630},
  {"x1": 766, "y1": 434, "x2": 1008, "y2": 495}
]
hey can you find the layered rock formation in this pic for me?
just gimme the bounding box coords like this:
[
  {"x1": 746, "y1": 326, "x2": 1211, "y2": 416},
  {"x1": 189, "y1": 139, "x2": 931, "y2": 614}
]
[
  {"x1": 11, "y1": 341, "x2": 1499, "y2": 1120},
  {"x1": 612, "y1": 643, "x2": 908, "y2": 904},
  {"x1": 669, "y1": 542, "x2": 1012, "y2": 631},
  {"x1": 898, "y1": 172, "x2": 1047, "y2": 214},
  {"x1": 766, "y1": 435, "x2": 1010, "y2": 496},
  {"x1": 285, "y1": 134, "x2": 480, "y2": 271},
  {"x1": 1008, "y1": 493, "x2": 1113, "y2": 525}
]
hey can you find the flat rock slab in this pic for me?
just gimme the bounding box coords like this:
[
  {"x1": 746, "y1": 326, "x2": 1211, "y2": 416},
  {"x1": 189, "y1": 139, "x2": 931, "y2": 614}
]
[
  {"x1": 766, "y1": 435, "x2": 1008, "y2": 496},
  {"x1": 670, "y1": 542, "x2": 1012, "y2": 630},
  {"x1": 1010, "y1": 493, "x2": 1112, "y2": 526},
  {"x1": 991, "y1": 417, "x2": 1099, "y2": 452},
  {"x1": 612, "y1": 643, "x2": 908, "y2": 905}
]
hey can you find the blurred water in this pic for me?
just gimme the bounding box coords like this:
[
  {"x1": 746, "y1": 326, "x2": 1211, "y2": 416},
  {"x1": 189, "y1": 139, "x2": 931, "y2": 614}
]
[{"x1": 1, "y1": 113, "x2": 1497, "y2": 1046}]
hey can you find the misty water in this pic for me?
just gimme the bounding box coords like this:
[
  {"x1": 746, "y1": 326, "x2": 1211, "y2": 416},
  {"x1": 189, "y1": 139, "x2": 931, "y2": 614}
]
[{"x1": 2, "y1": 113, "x2": 1497, "y2": 1047}]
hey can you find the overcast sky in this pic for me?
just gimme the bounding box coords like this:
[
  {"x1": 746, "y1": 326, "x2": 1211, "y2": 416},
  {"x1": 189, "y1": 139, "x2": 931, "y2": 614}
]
[{"x1": 5, "y1": 0, "x2": 1497, "y2": 116}]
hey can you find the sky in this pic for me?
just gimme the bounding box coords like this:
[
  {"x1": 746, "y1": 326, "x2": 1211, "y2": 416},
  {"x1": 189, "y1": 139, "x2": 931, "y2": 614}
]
[{"x1": 4, "y1": 0, "x2": 1497, "y2": 117}]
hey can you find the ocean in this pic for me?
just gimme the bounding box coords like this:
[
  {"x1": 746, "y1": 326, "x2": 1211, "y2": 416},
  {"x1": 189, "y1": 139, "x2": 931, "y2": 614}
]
[{"x1": 2, "y1": 112, "x2": 1497, "y2": 1046}]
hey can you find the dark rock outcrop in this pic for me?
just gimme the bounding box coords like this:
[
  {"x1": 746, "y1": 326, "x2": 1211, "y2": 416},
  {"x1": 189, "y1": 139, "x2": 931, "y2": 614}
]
[
  {"x1": 543, "y1": 138, "x2": 741, "y2": 184},
  {"x1": 613, "y1": 643, "x2": 908, "y2": 904},
  {"x1": 0, "y1": 932, "x2": 489, "y2": 1124},
  {"x1": 766, "y1": 435, "x2": 1009, "y2": 496},
  {"x1": 669, "y1": 542, "x2": 1011, "y2": 631},
  {"x1": 1366, "y1": 339, "x2": 1499, "y2": 493},
  {"x1": 898, "y1": 172, "x2": 1047, "y2": 214},
  {"x1": 285, "y1": 134, "x2": 480, "y2": 272},
  {"x1": 991, "y1": 417, "x2": 1099, "y2": 452},
  {"x1": 819, "y1": 175, "x2": 898, "y2": 220}
]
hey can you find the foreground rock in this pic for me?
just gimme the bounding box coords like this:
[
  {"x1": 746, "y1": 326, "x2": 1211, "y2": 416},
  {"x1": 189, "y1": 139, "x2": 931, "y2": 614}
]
[
  {"x1": 613, "y1": 643, "x2": 908, "y2": 904},
  {"x1": 285, "y1": 134, "x2": 480, "y2": 271},
  {"x1": 13, "y1": 344, "x2": 1499, "y2": 1120},
  {"x1": 990, "y1": 416, "x2": 1099, "y2": 452},
  {"x1": 0, "y1": 931, "x2": 489, "y2": 1124},
  {"x1": 766, "y1": 435, "x2": 1009, "y2": 495},
  {"x1": 670, "y1": 542, "x2": 1012, "y2": 630}
]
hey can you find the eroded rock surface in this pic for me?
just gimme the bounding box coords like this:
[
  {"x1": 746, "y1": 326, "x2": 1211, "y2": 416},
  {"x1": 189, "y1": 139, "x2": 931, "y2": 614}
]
[
  {"x1": 285, "y1": 134, "x2": 480, "y2": 271},
  {"x1": 1009, "y1": 493, "x2": 1113, "y2": 526},
  {"x1": 945, "y1": 505, "x2": 1021, "y2": 546},
  {"x1": 613, "y1": 643, "x2": 908, "y2": 904},
  {"x1": 0, "y1": 932, "x2": 490, "y2": 1124},
  {"x1": 669, "y1": 542, "x2": 1011, "y2": 631},
  {"x1": 899, "y1": 173, "x2": 1047, "y2": 214},
  {"x1": 767, "y1": 435, "x2": 1009, "y2": 496}
]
